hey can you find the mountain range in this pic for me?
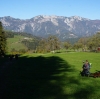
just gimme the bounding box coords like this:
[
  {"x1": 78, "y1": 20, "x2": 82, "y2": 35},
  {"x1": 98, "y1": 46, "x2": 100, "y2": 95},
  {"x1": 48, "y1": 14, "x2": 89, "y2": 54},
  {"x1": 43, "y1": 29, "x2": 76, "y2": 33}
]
[{"x1": 0, "y1": 15, "x2": 100, "y2": 40}]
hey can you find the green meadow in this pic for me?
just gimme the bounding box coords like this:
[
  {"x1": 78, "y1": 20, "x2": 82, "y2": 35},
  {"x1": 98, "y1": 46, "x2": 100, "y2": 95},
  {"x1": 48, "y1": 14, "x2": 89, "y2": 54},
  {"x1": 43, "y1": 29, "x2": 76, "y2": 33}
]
[
  {"x1": 0, "y1": 52, "x2": 100, "y2": 99},
  {"x1": 7, "y1": 35, "x2": 27, "y2": 52}
]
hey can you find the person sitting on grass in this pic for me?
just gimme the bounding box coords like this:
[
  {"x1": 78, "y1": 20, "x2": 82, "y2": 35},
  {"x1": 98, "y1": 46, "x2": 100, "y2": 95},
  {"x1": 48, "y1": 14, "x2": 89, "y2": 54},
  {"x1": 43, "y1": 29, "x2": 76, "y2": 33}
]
[
  {"x1": 85, "y1": 60, "x2": 91, "y2": 72},
  {"x1": 81, "y1": 60, "x2": 91, "y2": 76}
]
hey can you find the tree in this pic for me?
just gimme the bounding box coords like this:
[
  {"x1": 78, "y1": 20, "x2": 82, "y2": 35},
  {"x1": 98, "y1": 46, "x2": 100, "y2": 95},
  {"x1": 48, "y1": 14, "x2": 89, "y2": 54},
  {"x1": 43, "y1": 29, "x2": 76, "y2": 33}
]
[
  {"x1": 0, "y1": 22, "x2": 7, "y2": 56},
  {"x1": 47, "y1": 35, "x2": 61, "y2": 52},
  {"x1": 87, "y1": 32, "x2": 100, "y2": 51},
  {"x1": 72, "y1": 43, "x2": 82, "y2": 51},
  {"x1": 63, "y1": 41, "x2": 71, "y2": 51},
  {"x1": 37, "y1": 39, "x2": 47, "y2": 53},
  {"x1": 76, "y1": 37, "x2": 88, "y2": 51}
]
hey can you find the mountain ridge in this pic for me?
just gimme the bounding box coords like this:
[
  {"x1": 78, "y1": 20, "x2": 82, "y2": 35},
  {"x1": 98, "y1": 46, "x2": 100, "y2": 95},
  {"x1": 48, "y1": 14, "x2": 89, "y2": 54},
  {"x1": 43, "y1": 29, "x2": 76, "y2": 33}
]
[{"x1": 0, "y1": 15, "x2": 100, "y2": 40}]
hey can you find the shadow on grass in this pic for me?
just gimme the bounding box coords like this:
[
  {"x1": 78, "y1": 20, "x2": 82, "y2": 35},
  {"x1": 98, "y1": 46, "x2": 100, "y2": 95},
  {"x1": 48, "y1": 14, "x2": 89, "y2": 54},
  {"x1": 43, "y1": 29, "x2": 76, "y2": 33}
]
[
  {"x1": 0, "y1": 55, "x2": 99, "y2": 99},
  {"x1": 0, "y1": 56, "x2": 9, "y2": 66}
]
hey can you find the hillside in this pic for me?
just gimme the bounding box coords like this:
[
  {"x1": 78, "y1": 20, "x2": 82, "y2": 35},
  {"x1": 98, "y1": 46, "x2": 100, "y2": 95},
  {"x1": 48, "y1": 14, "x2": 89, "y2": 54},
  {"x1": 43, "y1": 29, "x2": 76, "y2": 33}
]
[
  {"x1": 7, "y1": 35, "x2": 27, "y2": 52},
  {"x1": 6, "y1": 31, "x2": 42, "y2": 53}
]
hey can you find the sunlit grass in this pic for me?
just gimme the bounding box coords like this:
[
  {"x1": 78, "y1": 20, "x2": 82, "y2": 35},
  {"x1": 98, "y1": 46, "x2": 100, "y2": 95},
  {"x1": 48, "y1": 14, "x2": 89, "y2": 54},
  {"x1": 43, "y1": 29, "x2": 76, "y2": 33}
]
[{"x1": 7, "y1": 35, "x2": 27, "y2": 51}]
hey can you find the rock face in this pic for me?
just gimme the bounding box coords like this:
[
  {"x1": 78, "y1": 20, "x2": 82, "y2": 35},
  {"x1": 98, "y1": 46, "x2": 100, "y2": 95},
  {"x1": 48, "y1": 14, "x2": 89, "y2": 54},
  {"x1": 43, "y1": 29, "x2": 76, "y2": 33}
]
[{"x1": 0, "y1": 15, "x2": 100, "y2": 40}]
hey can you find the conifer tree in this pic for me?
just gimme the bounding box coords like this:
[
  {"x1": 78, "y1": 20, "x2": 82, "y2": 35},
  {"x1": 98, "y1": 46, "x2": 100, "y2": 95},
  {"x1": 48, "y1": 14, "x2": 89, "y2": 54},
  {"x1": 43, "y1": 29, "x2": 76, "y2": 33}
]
[{"x1": 0, "y1": 21, "x2": 6, "y2": 56}]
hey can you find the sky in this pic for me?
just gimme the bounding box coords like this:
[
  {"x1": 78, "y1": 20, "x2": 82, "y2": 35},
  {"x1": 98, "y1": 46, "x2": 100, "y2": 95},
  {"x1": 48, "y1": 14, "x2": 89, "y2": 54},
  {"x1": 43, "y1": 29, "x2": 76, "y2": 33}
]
[{"x1": 1, "y1": 0, "x2": 100, "y2": 20}]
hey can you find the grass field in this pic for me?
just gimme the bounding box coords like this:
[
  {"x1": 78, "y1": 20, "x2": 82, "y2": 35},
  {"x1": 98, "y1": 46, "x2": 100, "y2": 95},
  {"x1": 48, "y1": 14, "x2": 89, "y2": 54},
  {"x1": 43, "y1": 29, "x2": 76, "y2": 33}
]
[
  {"x1": 0, "y1": 52, "x2": 100, "y2": 99},
  {"x1": 7, "y1": 35, "x2": 27, "y2": 52}
]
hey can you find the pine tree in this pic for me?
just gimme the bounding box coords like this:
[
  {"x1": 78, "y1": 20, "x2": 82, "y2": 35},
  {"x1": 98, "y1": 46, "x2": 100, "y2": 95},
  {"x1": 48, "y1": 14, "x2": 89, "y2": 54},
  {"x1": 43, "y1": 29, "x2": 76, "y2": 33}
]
[{"x1": 0, "y1": 21, "x2": 6, "y2": 56}]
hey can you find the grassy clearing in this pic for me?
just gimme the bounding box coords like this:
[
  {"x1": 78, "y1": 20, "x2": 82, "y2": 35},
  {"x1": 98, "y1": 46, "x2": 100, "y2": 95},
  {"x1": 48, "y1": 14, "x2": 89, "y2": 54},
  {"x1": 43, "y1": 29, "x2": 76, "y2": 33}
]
[
  {"x1": 0, "y1": 52, "x2": 100, "y2": 99},
  {"x1": 7, "y1": 35, "x2": 27, "y2": 51}
]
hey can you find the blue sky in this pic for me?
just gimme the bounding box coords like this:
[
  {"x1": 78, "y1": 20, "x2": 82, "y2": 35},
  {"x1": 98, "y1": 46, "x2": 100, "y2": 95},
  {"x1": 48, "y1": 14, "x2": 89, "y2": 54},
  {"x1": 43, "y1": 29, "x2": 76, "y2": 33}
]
[{"x1": 1, "y1": 0, "x2": 100, "y2": 20}]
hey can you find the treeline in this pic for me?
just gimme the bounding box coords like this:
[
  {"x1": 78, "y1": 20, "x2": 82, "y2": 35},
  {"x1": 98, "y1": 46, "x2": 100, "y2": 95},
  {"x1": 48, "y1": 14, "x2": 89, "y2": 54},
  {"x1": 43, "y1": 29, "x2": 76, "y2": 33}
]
[
  {"x1": 21, "y1": 39, "x2": 40, "y2": 51},
  {"x1": 72, "y1": 32, "x2": 100, "y2": 52},
  {"x1": 20, "y1": 32, "x2": 100, "y2": 53},
  {"x1": 0, "y1": 22, "x2": 6, "y2": 56}
]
